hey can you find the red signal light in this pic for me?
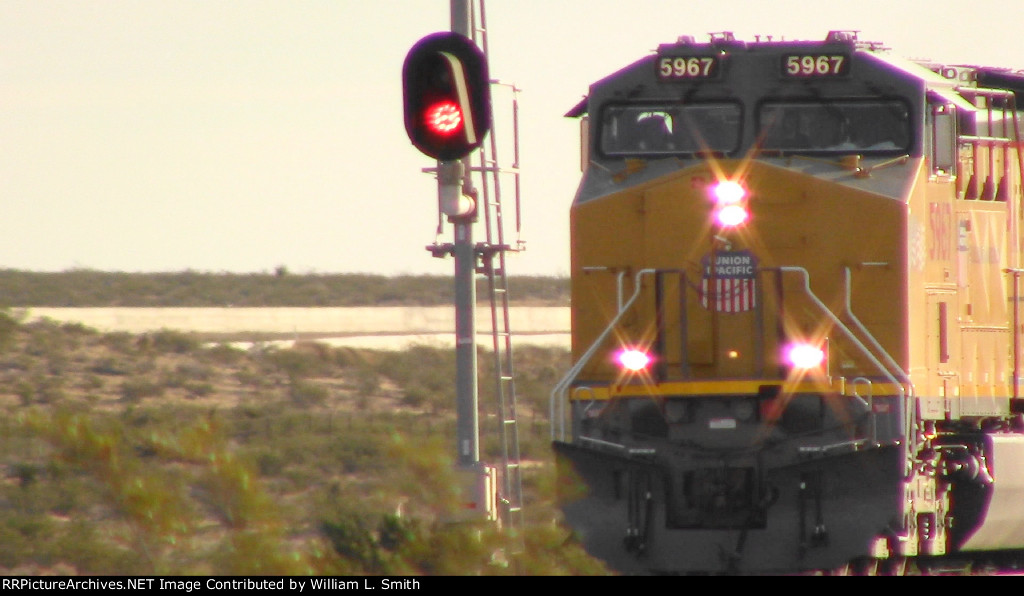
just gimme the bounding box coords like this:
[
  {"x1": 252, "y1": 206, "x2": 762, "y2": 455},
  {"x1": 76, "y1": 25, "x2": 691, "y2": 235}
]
[{"x1": 424, "y1": 100, "x2": 463, "y2": 136}]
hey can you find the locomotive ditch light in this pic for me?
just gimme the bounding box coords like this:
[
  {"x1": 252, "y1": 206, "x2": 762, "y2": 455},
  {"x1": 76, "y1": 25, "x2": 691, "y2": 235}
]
[
  {"x1": 785, "y1": 342, "x2": 826, "y2": 370},
  {"x1": 617, "y1": 348, "x2": 652, "y2": 372}
]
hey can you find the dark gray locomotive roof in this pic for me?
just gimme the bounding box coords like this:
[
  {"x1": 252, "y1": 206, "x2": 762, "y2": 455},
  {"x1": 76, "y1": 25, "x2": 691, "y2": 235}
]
[
  {"x1": 566, "y1": 31, "x2": 1024, "y2": 118},
  {"x1": 567, "y1": 31, "x2": 1024, "y2": 206}
]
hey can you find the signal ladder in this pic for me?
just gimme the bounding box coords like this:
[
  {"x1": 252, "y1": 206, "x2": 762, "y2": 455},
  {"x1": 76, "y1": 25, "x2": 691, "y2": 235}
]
[
  {"x1": 429, "y1": 0, "x2": 526, "y2": 533},
  {"x1": 471, "y1": 0, "x2": 525, "y2": 534}
]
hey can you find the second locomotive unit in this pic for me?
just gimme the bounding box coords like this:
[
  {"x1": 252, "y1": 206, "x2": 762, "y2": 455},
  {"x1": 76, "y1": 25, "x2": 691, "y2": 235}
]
[{"x1": 551, "y1": 31, "x2": 1024, "y2": 574}]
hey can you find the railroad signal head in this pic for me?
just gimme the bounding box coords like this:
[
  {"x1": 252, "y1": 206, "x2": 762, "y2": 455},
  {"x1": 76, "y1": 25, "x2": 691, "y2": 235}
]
[{"x1": 402, "y1": 32, "x2": 492, "y2": 161}]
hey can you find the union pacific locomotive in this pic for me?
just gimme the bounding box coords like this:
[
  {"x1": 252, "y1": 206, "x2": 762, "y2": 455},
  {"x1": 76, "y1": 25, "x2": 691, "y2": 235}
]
[{"x1": 551, "y1": 31, "x2": 1024, "y2": 574}]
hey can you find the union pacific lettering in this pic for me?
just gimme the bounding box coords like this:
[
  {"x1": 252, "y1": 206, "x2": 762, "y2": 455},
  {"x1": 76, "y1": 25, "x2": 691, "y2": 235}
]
[
  {"x1": 702, "y1": 251, "x2": 757, "y2": 278},
  {"x1": 708, "y1": 263, "x2": 756, "y2": 276},
  {"x1": 700, "y1": 251, "x2": 758, "y2": 313}
]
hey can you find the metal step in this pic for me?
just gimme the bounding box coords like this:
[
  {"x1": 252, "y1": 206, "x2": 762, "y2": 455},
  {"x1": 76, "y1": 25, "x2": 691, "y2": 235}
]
[{"x1": 468, "y1": 0, "x2": 524, "y2": 534}]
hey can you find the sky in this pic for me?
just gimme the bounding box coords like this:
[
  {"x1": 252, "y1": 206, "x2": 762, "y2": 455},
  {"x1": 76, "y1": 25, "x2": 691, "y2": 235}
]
[{"x1": 2, "y1": 0, "x2": 1023, "y2": 278}]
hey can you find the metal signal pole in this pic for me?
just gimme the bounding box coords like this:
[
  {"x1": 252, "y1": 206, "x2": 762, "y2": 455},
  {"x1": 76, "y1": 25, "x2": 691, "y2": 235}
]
[
  {"x1": 410, "y1": 0, "x2": 495, "y2": 521},
  {"x1": 450, "y1": 0, "x2": 480, "y2": 471}
]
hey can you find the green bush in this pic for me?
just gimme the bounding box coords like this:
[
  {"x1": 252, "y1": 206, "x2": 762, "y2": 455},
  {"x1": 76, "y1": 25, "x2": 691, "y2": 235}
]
[
  {"x1": 0, "y1": 310, "x2": 22, "y2": 352},
  {"x1": 289, "y1": 379, "x2": 329, "y2": 407},
  {"x1": 204, "y1": 343, "x2": 246, "y2": 365},
  {"x1": 120, "y1": 377, "x2": 165, "y2": 403},
  {"x1": 146, "y1": 330, "x2": 201, "y2": 354},
  {"x1": 262, "y1": 348, "x2": 332, "y2": 380}
]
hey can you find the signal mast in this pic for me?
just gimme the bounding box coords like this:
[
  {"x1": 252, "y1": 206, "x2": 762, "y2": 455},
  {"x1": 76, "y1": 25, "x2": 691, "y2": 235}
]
[{"x1": 401, "y1": 1, "x2": 524, "y2": 531}]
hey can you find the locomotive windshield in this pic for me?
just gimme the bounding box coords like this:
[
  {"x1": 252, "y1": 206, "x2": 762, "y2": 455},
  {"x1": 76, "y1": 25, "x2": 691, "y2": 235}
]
[
  {"x1": 597, "y1": 99, "x2": 910, "y2": 158},
  {"x1": 600, "y1": 103, "x2": 741, "y2": 156},
  {"x1": 758, "y1": 100, "x2": 911, "y2": 153}
]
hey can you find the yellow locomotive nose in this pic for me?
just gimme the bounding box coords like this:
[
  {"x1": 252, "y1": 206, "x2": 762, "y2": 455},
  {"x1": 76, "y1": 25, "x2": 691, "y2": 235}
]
[
  {"x1": 555, "y1": 29, "x2": 1024, "y2": 574},
  {"x1": 569, "y1": 154, "x2": 904, "y2": 388}
]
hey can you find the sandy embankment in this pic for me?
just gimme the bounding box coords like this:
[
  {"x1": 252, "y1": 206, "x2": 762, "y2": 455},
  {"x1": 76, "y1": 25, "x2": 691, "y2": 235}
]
[{"x1": 20, "y1": 307, "x2": 571, "y2": 350}]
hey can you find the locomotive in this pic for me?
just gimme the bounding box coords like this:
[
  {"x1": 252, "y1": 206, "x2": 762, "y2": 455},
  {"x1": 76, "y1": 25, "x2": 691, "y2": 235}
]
[{"x1": 550, "y1": 31, "x2": 1024, "y2": 574}]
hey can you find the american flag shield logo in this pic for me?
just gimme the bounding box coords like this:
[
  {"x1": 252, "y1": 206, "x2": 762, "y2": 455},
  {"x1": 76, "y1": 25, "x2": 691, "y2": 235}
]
[{"x1": 701, "y1": 250, "x2": 758, "y2": 313}]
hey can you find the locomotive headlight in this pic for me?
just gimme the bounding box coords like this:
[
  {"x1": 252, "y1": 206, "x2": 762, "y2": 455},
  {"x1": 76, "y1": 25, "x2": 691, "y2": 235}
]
[
  {"x1": 617, "y1": 348, "x2": 652, "y2": 372},
  {"x1": 786, "y1": 342, "x2": 826, "y2": 369},
  {"x1": 716, "y1": 204, "x2": 749, "y2": 227},
  {"x1": 712, "y1": 180, "x2": 746, "y2": 205},
  {"x1": 711, "y1": 180, "x2": 749, "y2": 228}
]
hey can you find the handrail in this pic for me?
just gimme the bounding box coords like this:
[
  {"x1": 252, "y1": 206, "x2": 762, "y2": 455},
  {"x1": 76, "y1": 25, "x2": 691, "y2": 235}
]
[
  {"x1": 959, "y1": 135, "x2": 1016, "y2": 145},
  {"x1": 850, "y1": 377, "x2": 876, "y2": 444},
  {"x1": 842, "y1": 266, "x2": 916, "y2": 449},
  {"x1": 774, "y1": 268, "x2": 905, "y2": 395},
  {"x1": 774, "y1": 267, "x2": 910, "y2": 467},
  {"x1": 550, "y1": 268, "x2": 656, "y2": 441},
  {"x1": 842, "y1": 269, "x2": 913, "y2": 384},
  {"x1": 551, "y1": 265, "x2": 914, "y2": 464}
]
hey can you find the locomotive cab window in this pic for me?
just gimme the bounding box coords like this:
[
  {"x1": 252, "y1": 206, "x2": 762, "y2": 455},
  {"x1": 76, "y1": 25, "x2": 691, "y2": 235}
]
[
  {"x1": 599, "y1": 103, "x2": 741, "y2": 157},
  {"x1": 758, "y1": 100, "x2": 911, "y2": 154}
]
